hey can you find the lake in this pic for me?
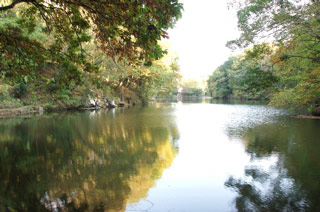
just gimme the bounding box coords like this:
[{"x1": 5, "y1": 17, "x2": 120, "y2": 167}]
[{"x1": 0, "y1": 100, "x2": 319, "y2": 211}]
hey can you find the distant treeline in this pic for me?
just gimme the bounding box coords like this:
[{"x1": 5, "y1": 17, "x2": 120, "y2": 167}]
[
  {"x1": 208, "y1": 0, "x2": 320, "y2": 115},
  {"x1": 207, "y1": 51, "x2": 278, "y2": 101}
]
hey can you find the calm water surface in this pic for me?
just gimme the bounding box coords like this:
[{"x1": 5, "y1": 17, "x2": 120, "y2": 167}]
[{"x1": 0, "y1": 101, "x2": 319, "y2": 211}]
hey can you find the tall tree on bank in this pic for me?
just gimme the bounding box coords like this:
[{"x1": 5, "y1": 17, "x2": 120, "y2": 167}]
[
  {"x1": 227, "y1": 0, "x2": 320, "y2": 115},
  {"x1": 207, "y1": 52, "x2": 278, "y2": 101},
  {"x1": 0, "y1": 0, "x2": 183, "y2": 83}
]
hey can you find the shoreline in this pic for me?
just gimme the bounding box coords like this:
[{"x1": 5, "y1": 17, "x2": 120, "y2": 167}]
[
  {"x1": 295, "y1": 115, "x2": 320, "y2": 120},
  {"x1": 0, "y1": 106, "x2": 43, "y2": 118},
  {"x1": 0, "y1": 103, "x2": 130, "y2": 118},
  {"x1": 1, "y1": 103, "x2": 320, "y2": 119}
]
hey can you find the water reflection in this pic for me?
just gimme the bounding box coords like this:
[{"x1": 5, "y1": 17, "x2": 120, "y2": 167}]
[
  {"x1": 158, "y1": 96, "x2": 268, "y2": 105},
  {"x1": 226, "y1": 117, "x2": 320, "y2": 211},
  {"x1": 0, "y1": 107, "x2": 179, "y2": 211},
  {"x1": 1, "y1": 103, "x2": 320, "y2": 211}
]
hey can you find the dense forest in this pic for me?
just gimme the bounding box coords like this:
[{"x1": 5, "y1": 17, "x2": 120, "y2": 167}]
[
  {"x1": 207, "y1": 0, "x2": 320, "y2": 115},
  {"x1": 0, "y1": 0, "x2": 183, "y2": 110}
]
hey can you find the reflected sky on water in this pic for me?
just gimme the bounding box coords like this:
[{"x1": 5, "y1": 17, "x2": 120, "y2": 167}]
[
  {"x1": 0, "y1": 101, "x2": 320, "y2": 211},
  {"x1": 128, "y1": 102, "x2": 320, "y2": 212}
]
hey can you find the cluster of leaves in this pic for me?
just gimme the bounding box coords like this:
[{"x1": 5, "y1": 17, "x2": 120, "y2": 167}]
[
  {"x1": 86, "y1": 40, "x2": 181, "y2": 103},
  {"x1": 0, "y1": 79, "x2": 22, "y2": 108},
  {"x1": 207, "y1": 46, "x2": 278, "y2": 100},
  {"x1": 0, "y1": 0, "x2": 183, "y2": 105},
  {"x1": 223, "y1": 0, "x2": 320, "y2": 114},
  {"x1": 178, "y1": 79, "x2": 203, "y2": 97},
  {"x1": 0, "y1": 5, "x2": 92, "y2": 87}
]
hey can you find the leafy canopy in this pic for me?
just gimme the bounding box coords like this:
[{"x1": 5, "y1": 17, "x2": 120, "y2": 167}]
[
  {"x1": 0, "y1": 0, "x2": 183, "y2": 83},
  {"x1": 226, "y1": 0, "x2": 320, "y2": 114},
  {"x1": 1, "y1": 0, "x2": 182, "y2": 60}
]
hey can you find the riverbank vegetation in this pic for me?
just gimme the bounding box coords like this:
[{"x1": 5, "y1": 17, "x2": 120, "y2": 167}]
[
  {"x1": 207, "y1": 0, "x2": 320, "y2": 115},
  {"x1": 177, "y1": 79, "x2": 203, "y2": 97},
  {"x1": 0, "y1": 0, "x2": 182, "y2": 110}
]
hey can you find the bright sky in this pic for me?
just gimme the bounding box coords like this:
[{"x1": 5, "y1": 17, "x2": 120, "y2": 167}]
[{"x1": 167, "y1": 0, "x2": 240, "y2": 81}]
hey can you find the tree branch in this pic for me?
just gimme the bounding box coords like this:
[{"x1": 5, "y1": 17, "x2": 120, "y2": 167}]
[
  {"x1": 285, "y1": 54, "x2": 320, "y2": 61},
  {"x1": 0, "y1": 0, "x2": 27, "y2": 11}
]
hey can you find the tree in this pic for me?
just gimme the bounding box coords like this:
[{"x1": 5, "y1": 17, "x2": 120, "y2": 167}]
[
  {"x1": 86, "y1": 40, "x2": 181, "y2": 103},
  {"x1": 179, "y1": 79, "x2": 203, "y2": 97},
  {"x1": 227, "y1": 0, "x2": 319, "y2": 51},
  {"x1": 207, "y1": 53, "x2": 278, "y2": 100},
  {"x1": 207, "y1": 60, "x2": 233, "y2": 99},
  {"x1": 0, "y1": 0, "x2": 182, "y2": 60},
  {"x1": 228, "y1": 0, "x2": 320, "y2": 114},
  {"x1": 0, "y1": 0, "x2": 183, "y2": 83}
]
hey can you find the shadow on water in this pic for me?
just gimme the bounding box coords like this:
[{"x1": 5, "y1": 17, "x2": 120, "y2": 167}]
[
  {"x1": 0, "y1": 106, "x2": 179, "y2": 211},
  {"x1": 225, "y1": 115, "x2": 320, "y2": 211}
]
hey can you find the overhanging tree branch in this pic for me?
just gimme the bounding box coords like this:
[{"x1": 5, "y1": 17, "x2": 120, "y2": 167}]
[
  {"x1": 0, "y1": 0, "x2": 28, "y2": 11},
  {"x1": 282, "y1": 54, "x2": 320, "y2": 61}
]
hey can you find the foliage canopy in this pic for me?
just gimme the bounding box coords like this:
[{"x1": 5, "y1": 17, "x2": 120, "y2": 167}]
[
  {"x1": 220, "y1": 0, "x2": 320, "y2": 114},
  {"x1": 0, "y1": 0, "x2": 183, "y2": 106}
]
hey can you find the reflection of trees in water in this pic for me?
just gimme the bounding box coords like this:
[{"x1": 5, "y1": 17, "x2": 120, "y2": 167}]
[
  {"x1": 225, "y1": 162, "x2": 310, "y2": 211},
  {"x1": 225, "y1": 118, "x2": 320, "y2": 211},
  {"x1": 0, "y1": 107, "x2": 179, "y2": 211}
]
